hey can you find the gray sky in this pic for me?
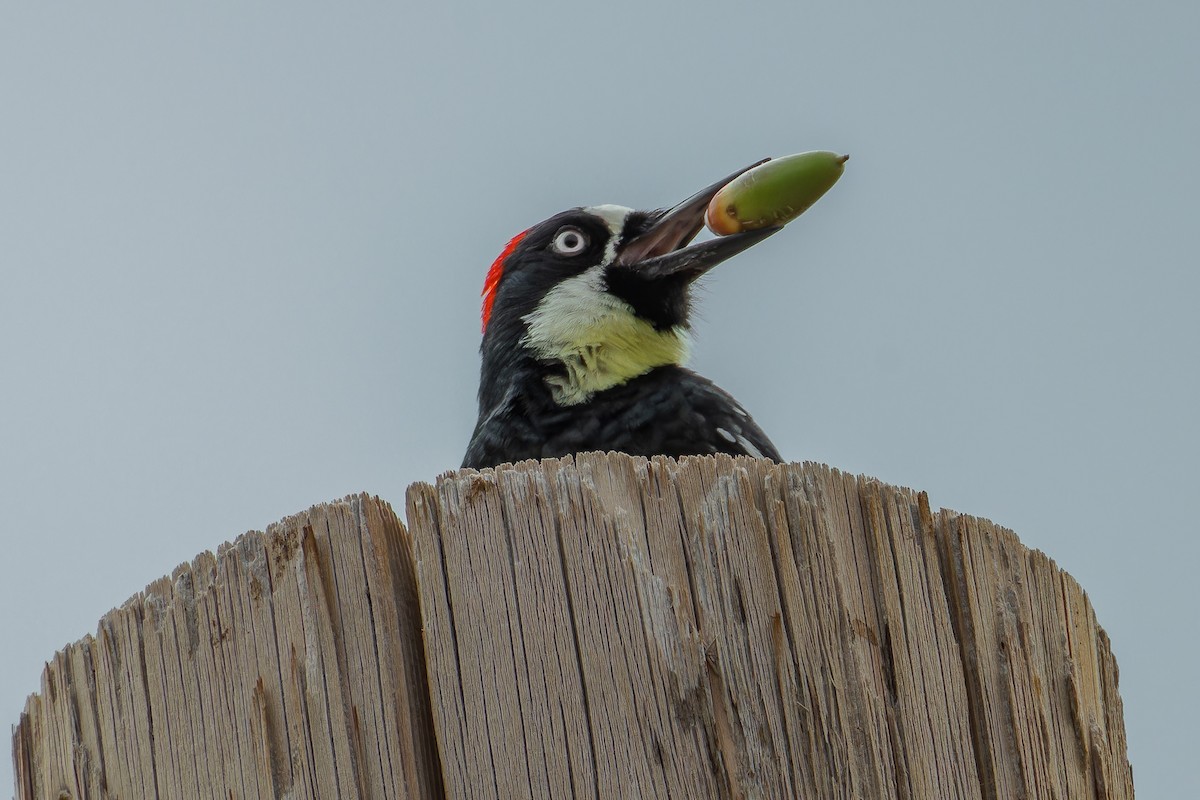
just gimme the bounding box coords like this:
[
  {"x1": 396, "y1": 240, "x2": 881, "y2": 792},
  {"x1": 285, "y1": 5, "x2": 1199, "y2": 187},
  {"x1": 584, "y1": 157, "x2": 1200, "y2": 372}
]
[{"x1": 2, "y1": 2, "x2": 1196, "y2": 795}]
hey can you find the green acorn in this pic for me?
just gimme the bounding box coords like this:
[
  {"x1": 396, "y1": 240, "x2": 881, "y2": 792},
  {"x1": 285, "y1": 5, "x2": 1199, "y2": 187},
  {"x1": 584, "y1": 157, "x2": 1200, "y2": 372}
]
[{"x1": 706, "y1": 151, "x2": 848, "y2": 235}]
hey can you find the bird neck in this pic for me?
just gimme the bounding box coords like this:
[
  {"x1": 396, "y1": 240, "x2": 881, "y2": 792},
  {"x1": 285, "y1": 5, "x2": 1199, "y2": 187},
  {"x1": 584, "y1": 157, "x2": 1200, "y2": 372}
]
[
  {"x1": 531, "y1": 331, "x2": 688, "y2": 406},
  {"x1": 476, "y1": 324, "x2": 691, "y2": 413},
  {"x1": 516, "y1": 279, "x2": 692, "y2": 405}
]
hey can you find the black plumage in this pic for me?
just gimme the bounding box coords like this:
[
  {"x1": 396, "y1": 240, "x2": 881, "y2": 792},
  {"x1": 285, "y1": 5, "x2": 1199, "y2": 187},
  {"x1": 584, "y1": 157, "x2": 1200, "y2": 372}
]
[{"x1": 463, "y1": 364, "x2": 779, "y2": 469}]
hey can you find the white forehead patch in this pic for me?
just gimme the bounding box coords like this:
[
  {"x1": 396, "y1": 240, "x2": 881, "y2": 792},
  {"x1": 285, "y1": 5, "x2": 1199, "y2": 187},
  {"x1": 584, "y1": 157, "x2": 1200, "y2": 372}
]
[
  {"x1": 583, "y1": 204, "x2": 634, "y2": 265},
  {"x1": 583, "y1": 204, "x2": 633, "y2": 235}
]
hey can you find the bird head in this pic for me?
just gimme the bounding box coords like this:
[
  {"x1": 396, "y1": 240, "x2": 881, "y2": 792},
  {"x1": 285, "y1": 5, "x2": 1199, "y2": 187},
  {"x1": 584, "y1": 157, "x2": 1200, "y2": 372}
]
[{"x1": 477, "y1": 161, "x2": 781, "y2": 406}]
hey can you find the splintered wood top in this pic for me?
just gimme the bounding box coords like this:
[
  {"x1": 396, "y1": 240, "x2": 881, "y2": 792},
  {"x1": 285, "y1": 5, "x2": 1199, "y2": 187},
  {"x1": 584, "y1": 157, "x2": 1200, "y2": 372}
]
[
  {"x1": 409, "y1": 454, "x2": 1132, "y2": 799},
  {"x1": 13, "y1": 454, "x2": 1133, "y2": 799}
]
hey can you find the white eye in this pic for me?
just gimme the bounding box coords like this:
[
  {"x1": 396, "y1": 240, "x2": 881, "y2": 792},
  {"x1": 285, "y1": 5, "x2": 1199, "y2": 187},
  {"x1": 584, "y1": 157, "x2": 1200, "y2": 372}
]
[{"x1": 550, "y1": 226, "x2": 589, "y2": 256}]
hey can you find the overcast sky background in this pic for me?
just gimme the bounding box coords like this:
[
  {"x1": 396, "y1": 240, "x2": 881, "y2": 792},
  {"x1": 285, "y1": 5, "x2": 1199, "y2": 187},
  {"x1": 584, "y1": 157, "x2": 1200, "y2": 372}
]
[{"x1": 2, "y1": 2, "x2": 1196, "y2": 795}]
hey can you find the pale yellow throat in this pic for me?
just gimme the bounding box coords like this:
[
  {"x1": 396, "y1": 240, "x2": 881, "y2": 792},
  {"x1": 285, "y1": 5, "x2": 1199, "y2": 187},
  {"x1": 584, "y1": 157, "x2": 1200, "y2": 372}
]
[{"x1": 521, "y1": 266, "x2": 690, "y2": 406}]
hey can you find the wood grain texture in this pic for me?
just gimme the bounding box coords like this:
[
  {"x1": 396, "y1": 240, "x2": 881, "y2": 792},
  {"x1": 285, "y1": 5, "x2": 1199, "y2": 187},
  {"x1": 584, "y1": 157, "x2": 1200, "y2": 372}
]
[
  {"x1": 13, "y1": 456, "x2": 1134, "y2": 799},
  {"x1": 13, "y1": 494, "x2": 441, "y2": 800},
  {"x1": 408, "y1": 454, "x2": 1133, "y2": 799}
]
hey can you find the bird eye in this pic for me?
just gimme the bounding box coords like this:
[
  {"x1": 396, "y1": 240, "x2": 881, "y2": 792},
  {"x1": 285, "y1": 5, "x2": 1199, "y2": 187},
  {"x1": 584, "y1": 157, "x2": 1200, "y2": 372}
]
[{"x1": 550, "y1": 227, "x2": 589, "y2": 256}]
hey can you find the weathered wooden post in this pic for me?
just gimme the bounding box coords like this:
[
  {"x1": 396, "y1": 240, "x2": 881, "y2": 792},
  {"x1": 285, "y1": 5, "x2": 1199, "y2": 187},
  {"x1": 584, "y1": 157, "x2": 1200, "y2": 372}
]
[{"x1": 12, "y1": 454, "x2": 1134, "y2": 798}]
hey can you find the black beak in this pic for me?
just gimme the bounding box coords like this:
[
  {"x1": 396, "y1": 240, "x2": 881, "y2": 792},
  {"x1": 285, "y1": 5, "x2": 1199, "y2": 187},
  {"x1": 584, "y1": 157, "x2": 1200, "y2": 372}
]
[{"x1": 615, "y1": 159, "x2": 783, "y2": 281}]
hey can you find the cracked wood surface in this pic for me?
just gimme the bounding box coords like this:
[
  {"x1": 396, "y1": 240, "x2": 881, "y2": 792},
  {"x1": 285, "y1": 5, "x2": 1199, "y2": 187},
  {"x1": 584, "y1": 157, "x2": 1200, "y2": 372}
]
[
  {"x1": 13, "y1": 495, "x2": 442, "y2": 800},
  {"x1": 13, "y1": 455, "x2": 1133, "y2": 798},
  {"x1": 409, "y1": 454, "x2": 1133, "y2": 799}
]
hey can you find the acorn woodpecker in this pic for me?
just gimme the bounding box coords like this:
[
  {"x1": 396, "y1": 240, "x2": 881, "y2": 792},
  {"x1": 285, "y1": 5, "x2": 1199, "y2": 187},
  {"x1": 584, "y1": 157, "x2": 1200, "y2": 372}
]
[{"x1": 463, "y1": 161, "x2": 785, "y2": 469}]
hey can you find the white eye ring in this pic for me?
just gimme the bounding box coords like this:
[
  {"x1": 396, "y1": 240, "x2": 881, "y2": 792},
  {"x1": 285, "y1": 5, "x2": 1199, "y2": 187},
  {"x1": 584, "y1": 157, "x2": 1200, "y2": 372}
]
[{"x1": 550, "y1": 226, "x2": 589, "y2": 256}]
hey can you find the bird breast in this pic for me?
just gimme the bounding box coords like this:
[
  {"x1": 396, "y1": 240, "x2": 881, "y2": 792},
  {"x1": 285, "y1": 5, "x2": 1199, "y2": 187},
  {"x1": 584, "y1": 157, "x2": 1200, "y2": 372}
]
[{"x1": 521, "y1": 265, "x2": 691, "y2": 406}]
